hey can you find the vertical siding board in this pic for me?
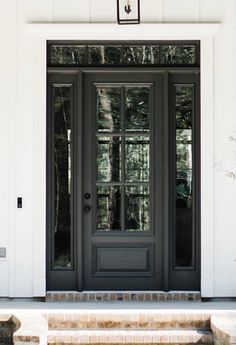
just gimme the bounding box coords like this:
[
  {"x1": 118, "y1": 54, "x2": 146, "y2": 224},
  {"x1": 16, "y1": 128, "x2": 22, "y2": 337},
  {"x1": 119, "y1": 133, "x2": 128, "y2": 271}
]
[
  {"x1": 163, "y1": 0, "x2": 199, "y2": 22},
  {"x1": 53, "y1": 0, "x2": 90, "y2": 22},
  {"x1": 90, "y1": 0, "x2": 116, "y2": 22},
  {"x1": 12, "y1": 0, "x2": 54, "y2": 297},
  {"x1": 141, "y1": 0, "x2": 163, "y2": 23},
  {"x1": 18, "y1": 0, "x2": 53, "y2": 22},
  {"x1": 200, "y1": 0, "x2": 226, "y2": 22},
  {"x1": 0, "y1": 0, "x2": 17, "y2": 297}
]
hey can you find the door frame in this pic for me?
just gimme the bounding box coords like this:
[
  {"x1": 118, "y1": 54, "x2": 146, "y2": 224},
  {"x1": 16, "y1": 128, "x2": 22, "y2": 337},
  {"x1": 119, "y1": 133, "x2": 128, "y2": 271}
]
[
  {"x1": 47, "y1": 67, "x2": 200, "y2": 291},
  {"x1": 28, "y1": 23, "x2": 220, "y2": 296}
]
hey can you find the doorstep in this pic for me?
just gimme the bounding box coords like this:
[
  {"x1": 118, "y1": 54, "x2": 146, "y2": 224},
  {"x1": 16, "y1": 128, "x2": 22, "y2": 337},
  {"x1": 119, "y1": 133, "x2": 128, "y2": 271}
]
[{"x1": 46, "y1": 291, "x2": 201, "y2": 302}]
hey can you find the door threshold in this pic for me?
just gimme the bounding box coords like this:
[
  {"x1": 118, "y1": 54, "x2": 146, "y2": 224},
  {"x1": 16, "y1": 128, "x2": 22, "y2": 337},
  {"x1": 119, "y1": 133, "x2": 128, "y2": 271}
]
[{"x1": 46, "y1": 291, "x2": 201, "y2": 302}]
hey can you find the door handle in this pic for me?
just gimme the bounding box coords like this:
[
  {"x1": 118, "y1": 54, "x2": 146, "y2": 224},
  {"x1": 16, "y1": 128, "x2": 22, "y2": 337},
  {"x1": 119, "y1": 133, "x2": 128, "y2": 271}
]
[{"x1": 84, "y1": 205, "x2": 91, "y2": 213}]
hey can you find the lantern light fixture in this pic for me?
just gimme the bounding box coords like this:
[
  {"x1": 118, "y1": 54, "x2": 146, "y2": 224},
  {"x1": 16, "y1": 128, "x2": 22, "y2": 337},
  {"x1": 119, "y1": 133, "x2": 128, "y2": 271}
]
[{"x1": 117, "y1": 0, "x2": 140, "y2": 25}]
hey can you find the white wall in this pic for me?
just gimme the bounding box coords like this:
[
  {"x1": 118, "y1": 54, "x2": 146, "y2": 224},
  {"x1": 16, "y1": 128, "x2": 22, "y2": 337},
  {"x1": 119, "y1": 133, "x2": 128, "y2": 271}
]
[{"x1": 0, "y1": 0, "x2": 235, "y2": 297}]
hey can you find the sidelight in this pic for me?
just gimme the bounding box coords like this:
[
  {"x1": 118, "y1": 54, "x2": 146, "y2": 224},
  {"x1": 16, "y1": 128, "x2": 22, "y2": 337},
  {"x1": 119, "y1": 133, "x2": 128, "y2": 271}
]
[
  {"x1": 175, "y1": 85, "x2": 194, "y2": 268},
  {"x1": 51, "y1": 84, "x2": 73, "y2": 269}
]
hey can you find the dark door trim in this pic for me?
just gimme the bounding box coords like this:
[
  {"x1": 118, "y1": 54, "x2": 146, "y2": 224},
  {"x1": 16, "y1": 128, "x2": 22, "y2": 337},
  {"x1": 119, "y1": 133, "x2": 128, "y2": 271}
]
[{"x1": 46, "y1": 68, "x2": 200, "y2": 291}]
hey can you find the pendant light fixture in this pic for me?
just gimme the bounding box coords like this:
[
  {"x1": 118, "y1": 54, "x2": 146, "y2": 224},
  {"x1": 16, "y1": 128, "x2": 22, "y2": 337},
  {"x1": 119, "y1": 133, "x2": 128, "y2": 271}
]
[{"x1": 117, "y1": 0, "x2": 140, "y2": 24}]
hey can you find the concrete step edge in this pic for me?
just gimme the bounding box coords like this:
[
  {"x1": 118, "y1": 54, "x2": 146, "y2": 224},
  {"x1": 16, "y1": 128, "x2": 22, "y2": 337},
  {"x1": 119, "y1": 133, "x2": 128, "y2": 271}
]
[{"x1": 47, "y1": 328, "x2": 213, "y2": 344}]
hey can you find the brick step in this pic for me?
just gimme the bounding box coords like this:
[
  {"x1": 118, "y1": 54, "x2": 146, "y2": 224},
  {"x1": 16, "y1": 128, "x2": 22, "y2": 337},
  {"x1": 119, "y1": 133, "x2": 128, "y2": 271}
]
[
  {"x1": 47, "y1": 329, "x2": 213, "y2": 344},
  {"x1": 46, "y1": 291, "x2": 201, "y2": 302},
  {"x1": 0, "y1": 314, "x2": 13, "y2": 344},
  {"x1": 47, "y1": 312, "x2": 210, "y2": 330}
]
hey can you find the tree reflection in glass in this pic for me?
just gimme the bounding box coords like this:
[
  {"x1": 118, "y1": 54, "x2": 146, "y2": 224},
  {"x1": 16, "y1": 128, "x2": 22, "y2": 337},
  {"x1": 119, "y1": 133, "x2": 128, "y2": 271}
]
[
  {"x1": 97, "y1": 87, "x2": 121, "y2": 132},
  {"x1": 175, "y1": 85, "x2": 193, "y2": 267},
  {"x1": 51, "y1": 45, "x2": 87, "y2": 65},
  {"x1": 160, "y1": 45, "x2": 195, "y2": 65},
  {"x1": 88, "y1": 46, "x2": 122, "y2": 65},
  {"x1": 125, "y1": 136, "x2": 150, "y2": 182},
  {"x1": 97, "y1": 136, "x2": 121, "y2": 182},
  {"x1": 125, "y1": 186, "x2": 150, "y2": 231},
  {"x1": 123, "y1": 46, "x2": 159, "y2": 64},
  {"x1": 125, "y1": 87, "x2": 149, "y2": 132},
  {"x1": 53, "y1": 85, "x2": 72, "y2": 268},
  {"x1": 97, "y1": 186, "x2": 121, "y2": 231},
  {"x1": 96, "y1": 85, "x2": 151, "y2": 233}
]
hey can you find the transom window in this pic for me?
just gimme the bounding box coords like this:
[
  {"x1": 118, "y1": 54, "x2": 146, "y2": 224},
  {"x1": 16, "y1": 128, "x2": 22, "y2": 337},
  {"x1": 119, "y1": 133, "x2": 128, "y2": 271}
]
[{"x1": 47, "y1": 41, "x2": 200, "y2": 67}]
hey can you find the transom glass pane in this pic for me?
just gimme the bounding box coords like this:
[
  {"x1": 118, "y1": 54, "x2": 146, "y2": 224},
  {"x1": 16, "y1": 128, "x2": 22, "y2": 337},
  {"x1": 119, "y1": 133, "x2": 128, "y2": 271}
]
[
  {"x1": 48, "y1": 42, "x2": 199, "y2": 67},
  {"x1": 125, "y1": 87, "x2": 150, "y2": 132},
  {"x1": 123, "y1": 46, "x2": 159, "y2": 64},
  {"x1": 88, "y1": 46, "x2": 122, "y2": 65},
  {"x1": 97, "y1": 87, "x2": 121, "y2": 132},
  {"x1": 160, "y1": 45, "x2": 195, "y2": 65},
  {"x1": 50, "y1": 45, "x2": 87, "y2": 65}
]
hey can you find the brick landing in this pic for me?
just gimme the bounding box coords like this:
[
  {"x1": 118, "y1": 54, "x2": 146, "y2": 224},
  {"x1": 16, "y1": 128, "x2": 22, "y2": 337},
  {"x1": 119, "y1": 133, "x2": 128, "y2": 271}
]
[{"x1": 46, "y1": 291, "x2": 201, "y2": 302}]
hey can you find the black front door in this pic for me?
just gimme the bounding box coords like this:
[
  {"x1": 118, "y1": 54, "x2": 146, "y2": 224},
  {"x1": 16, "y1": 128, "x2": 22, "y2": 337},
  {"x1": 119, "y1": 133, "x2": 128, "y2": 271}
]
[
  {"x1": 82, "y1": 72, "x2": 164, "y2": 290},
  {"x1": 47, "y1": 69, "x2": 200, "y2": 292}
]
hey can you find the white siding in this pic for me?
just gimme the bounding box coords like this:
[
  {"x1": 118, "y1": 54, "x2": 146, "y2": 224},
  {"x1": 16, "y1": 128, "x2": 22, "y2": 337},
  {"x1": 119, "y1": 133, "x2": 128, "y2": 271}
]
[
  {"x1": 0, "y1": 0, "x2": 235, "y2": 297},
  {"x1": 163, "y1": 0, "x2": 199, "y2": 22},
  {"x1": 53, "y1": 0, "x2": 89, "y2": 22}
]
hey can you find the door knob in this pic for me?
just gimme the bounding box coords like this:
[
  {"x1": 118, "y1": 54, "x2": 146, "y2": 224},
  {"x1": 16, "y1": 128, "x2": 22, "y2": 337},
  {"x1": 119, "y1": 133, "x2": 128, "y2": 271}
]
[{"x1": 84, "y1": 205, "x2": 91, "y2": 212}]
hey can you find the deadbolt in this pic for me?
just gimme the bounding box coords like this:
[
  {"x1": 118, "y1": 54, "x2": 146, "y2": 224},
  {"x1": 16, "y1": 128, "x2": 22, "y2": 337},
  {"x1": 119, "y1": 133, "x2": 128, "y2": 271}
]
[{"x1": 84, "y1": 193, "x2": 91, "y2": 200}]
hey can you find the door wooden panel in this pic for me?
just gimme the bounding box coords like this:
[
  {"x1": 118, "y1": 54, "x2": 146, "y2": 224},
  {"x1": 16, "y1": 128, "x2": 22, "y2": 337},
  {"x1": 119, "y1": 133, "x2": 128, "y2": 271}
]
[{"x1": 82, "y1": 72, "x2": 164, "y2": 290}]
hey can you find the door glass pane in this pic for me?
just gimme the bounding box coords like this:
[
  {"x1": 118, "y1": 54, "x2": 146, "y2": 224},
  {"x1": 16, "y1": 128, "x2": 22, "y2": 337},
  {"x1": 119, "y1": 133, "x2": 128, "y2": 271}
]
[
  {"x1": 97, "y1": 87, "x2": 121, "y2": 132},
  {"x1": 175, "y1": 85, "x2": 193, "y2": 267},
  {"x1": 97, "y1": 186, "x2": 121, "y2": 231},
  {"x1": 53, "y1": 85, "x2": 72, "y2": 268},
  {"x1": 95, "y1": 83, "x2": 151, "y2": 234},
  {"x1": 125, "y1": 136, "x2": 150, "y2": 182},
  {"x1": 125, "y1": 87, "x2": 150, "y2": 132},
  {"x1": 97, "y1": 136, "x2": 121, "y2": 182},
  {"x1": 125, "y1": 186, "x2": 150, "y2": 232}
]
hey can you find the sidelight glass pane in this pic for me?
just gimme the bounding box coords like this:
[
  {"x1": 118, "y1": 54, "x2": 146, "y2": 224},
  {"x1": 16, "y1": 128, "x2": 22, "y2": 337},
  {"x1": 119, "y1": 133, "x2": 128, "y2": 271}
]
[
  {"x1": 125, "y1": 87, "x2": 150, "y2": 132},
  {"x1": 123, "y1": 46, "x2": 159, "y2": 64},
  {"x1": 97, "y1": 186, "x2": 121, "y2": 231},
  {"x1": 125, "y1": 136, "x2": 150, "y2": 182},
  {"x1": 53, "y1": 85, "x2": 72, "y2": 268},
  {"x1": 50, "y1": 45, "x2": 87, "y2": 65},
  {"x1": 88, "y1": 46, "x2": 122, "y2": 65},
  {"x1": 97, "y1": 87, "x2": 121, "y2": 132},
  {"x1": 175, "y1": 85, "x2": 193, "y2": 268},
  {"x1": 160, "y1": 45, "x2": 195, "y2": 65},
  {"x1": 125, "y1": 186, "x2": 150, "y2": 232},
  {"x1": 97, "y1": 136, "x2": 121, "y2": 182}
]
